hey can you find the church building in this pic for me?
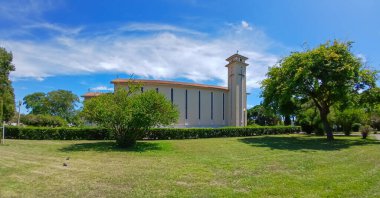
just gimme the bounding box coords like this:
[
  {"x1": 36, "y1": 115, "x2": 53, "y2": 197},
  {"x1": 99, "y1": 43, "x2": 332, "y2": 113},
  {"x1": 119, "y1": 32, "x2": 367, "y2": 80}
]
[{"x1": 82, "y1": 53, "x2": 249, "y2": 128}]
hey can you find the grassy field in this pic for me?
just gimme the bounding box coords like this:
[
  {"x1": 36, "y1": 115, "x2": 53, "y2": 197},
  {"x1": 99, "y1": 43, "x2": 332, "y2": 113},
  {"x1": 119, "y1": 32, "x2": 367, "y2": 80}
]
[{"x1": 0, "y1": 135, "x2": 379, "y2": 197}]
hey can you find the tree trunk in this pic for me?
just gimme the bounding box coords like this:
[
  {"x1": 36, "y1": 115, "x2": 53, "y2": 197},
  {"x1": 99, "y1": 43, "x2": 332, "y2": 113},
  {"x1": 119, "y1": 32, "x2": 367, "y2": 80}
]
[
  {"x1": 116, "y1": 137, "x2": 136, "y2": 147},
  {"x1": 284, "y1": 115, "x2": 291, "y2": 126},
  {"x1": 114, "y1": 129, "x2": 138, "y2": 148},
  {"x1": 319, "y1": 109, "x2": 334, "y2": 141}
]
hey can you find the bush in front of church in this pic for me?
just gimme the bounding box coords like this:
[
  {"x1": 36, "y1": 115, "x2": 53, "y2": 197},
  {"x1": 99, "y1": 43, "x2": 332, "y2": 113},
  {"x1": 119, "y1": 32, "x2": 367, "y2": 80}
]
[{"x1": 81, "y1": 87, "x2": 179, "y2": 147}]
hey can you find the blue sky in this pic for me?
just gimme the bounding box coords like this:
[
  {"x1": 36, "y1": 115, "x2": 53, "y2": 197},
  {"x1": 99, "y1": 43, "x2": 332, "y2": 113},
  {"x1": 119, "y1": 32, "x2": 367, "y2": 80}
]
[{"x1": 0, "y1": 0, "x2": 379, "y2": 113}]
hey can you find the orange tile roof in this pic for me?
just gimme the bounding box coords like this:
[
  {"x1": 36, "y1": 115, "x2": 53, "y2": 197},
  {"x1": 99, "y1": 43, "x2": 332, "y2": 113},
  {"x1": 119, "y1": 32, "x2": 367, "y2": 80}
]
[
  {"x1": 81, "y1": 92, "x2": 104, "y2": 98},
  {"x1": 111, "y1": 79, "x2": 228, "y2": 91}
]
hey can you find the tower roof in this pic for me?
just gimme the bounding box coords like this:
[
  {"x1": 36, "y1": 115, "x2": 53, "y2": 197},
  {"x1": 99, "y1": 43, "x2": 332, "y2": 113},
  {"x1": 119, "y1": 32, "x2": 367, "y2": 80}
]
[
  {"x1": 226, "y1": 53, "x2": 248, "y2": 62},
  {"x1": 225, "y1": 53, "x2": 249, "y2": 67}
]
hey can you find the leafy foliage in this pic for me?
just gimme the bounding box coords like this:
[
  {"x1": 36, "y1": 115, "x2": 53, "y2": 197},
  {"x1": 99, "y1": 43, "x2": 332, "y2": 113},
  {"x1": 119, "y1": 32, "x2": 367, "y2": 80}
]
[
  {"x1": 0, "y1": 47, "x2": 15, "y2": 122},
  {"x1": 370, "y1": 105, "x2": 380, "y2": 131},
  {"x1": 21, "y1": 114, "x2": 68, "y2": 127},
  {"x1": 4, "y1": 126, "x2": 301, "y2": 140},
  {"x1": 262, "y1": 40, "x2": 377, "y2": 140},
  {"x1": 23, "y1": 92, "x2": 48, "y2": 115},
  {"x1": 5, "y1": 126, "x2": 110, "y2": 140},
  {"x1": 247, "y1": 104, "x2": 280, "y2": 126},
  {"x1": 359, "y1": 125, "x2": 372, "y2": 139},
  {"x1": 146, "y1": 126, "x2": 301, "y2": 139},
  {"x1": 23, "y1": 90, "x2": 79, "y2": 123},
  {"x1": 296, "y1": 105, "x2": 324, "y2": 135},
  {"x1": 82, "y1": 87, "x2": 179, "y2": 147},
  {"x1": 359, "y1": 87, "x2": 380, "y2": 111},
  {"x1": 335, "y1": 108, "x2": 368, "y2": 135}
]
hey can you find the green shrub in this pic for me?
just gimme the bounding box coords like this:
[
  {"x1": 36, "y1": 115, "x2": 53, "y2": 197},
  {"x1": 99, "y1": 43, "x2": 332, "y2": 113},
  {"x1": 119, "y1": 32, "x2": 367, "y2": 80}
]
[
  {"x1": 359, "y1": 125, "x2": 372, "y2": 139},
  {"x1": 145, "y1": 126, "x2": 301, "y2": 140},
  {"x1": 370, "y1": 108, "x2": 380, "y2": 131},
  {"x1": 352, "y1": 123, "x2": 361, "y2": 132},
  {"x1": 299, "y1": 122, "x2": 313, "y2": 134},
  {"x1": 314, "y1": 129, "x2": 325, "y2": 136},
  {"x1": 21, "y1": 114, "x2": 67, "y2": 127},
  {"x1": 4, "y1": 126, "x2": 301, "y2": 140},
  {"x1": 336, "y1": 108, "x2": 367, "y2": 136},
  {"x1": 82, "y1": 88, "x2": 179, "y2": 147},
  {"x1": 5, "y1": 126, "x2": 110, "y2": 140}
]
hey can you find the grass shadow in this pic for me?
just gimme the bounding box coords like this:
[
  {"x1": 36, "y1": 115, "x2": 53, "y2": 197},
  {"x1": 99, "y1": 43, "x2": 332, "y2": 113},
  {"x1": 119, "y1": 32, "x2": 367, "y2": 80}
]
[
  {"x1": 239, "y1": 136, "x2": 380, "y2": 151},
  {"x1": 60, "y1": 141, "x2": 164, "y2": 153}
]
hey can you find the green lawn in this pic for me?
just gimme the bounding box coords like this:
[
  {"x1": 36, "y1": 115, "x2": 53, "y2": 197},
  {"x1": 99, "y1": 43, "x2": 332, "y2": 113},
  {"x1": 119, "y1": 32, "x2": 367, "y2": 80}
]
[{"x1": 0, "y1": 135, "x2": 379, "y2": 197}]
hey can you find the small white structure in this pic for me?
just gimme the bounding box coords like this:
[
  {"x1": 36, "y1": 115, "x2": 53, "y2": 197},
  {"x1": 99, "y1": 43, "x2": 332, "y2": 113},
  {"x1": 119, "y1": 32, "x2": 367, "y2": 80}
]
[{"x1": 83, "y1": 53, "x2": 249, "y2": 128}]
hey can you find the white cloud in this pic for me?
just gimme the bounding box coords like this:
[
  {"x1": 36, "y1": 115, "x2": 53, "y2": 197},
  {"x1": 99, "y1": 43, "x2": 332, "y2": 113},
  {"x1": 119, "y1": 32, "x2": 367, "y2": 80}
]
[
  {"x1": 91, "y1": 86, "x2": 113, "y2": 91},
  {"x1": 3, "y1": 22, "x2": 281, "y2": 91},
  {"x1": 24, "y1": 23, "x2": 83, "y2": 35},
  {"x1": 119, "y1": 23, "x2": 204, "y2": 36},
  {"x1": 357, "y1": 53, "x2": 367, "y2": 63},
  {"x1": 241, "y1": 20, "x2": 252, "y2": 30},
  {"x1": 0, "y1": 0, "x2": 59, "y2": 22}
]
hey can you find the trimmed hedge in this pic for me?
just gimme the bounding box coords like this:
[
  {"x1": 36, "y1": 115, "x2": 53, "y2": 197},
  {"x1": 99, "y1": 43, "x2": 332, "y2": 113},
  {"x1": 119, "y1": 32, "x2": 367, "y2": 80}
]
[
  {"x1": 146, "y1": 126, "x2": 301, "y2": 139},
  {"x1": 4, "y1": 126, "x2": 301, "y2": 140},
  {"x1": 5, "y1": 126, "x2": 110, "y2": 140}
]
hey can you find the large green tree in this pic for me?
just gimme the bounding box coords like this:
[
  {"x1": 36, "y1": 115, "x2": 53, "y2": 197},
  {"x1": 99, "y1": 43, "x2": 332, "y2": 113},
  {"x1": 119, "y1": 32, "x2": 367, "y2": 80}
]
[
  {"x1": 82, "y1": 87, "x2": 179, "y2": 147},
  {"x1": 262, "y1": 40, "x2": 377, "y2": 140},
  {"x1": 247, "y1": 104, "x2": 280, "y2": 126},
  {"x1": 359, "y1": 87, "x2": 380, "y2": 111},
  {"x1": 23, "y1": 90, "x2": 79, "y2": 122},
  {"x1": 23, "y1": 92, "x2": 48, "y2": 115},
  {"x1": 0, "y1": 47, "x2": 16, "y2": 122}
]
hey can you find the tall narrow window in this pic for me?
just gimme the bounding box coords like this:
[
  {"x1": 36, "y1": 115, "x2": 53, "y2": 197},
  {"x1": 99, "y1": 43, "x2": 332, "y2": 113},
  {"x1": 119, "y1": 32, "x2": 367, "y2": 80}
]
[
  {"x1": 156, "y1": 88, "x2": 159, "y2": 93},
  {"x1": 141, "y1": 87, "x2": 144, "y2": 93},
  {"x1": 222, "y1": 93, "x2": 225, "y2": 120},
  {"x1": 198, "y1": 90, "x2": 201, "y2": 120},
  {"x1": 211, "y1": 92, "x2": 213, "y2": 120},
  {"x1": 171, "y1": 88, "x2": 174, "y2": 104},
  {"x1": 185, "y1": 90, "x2": 188, "y2": 120}
]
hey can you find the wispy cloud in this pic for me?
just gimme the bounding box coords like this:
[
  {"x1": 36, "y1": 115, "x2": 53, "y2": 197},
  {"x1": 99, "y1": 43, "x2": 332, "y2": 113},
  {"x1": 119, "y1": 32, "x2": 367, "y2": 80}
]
[
  {"x1": 356, "y1": 53, "x2": 367, "y2": 63},
  {"x1": 24, "y1": 23, "x2": 83, "y2": 35},
  {"x1": 0, "y1": 0, "x2": 59, "y2": 22},
  {"x1": 91, "y1": 86, "x2": 113, "y2": 91},
  {"x1": 241, "y1": 20, "x2": 253, "y2": 31},
  {"x1": 119, "y1": 23, "x2": 205, "y2": 36},
  {"x1": 2, "y1": 21, "x2": 282, "y2": 90}
]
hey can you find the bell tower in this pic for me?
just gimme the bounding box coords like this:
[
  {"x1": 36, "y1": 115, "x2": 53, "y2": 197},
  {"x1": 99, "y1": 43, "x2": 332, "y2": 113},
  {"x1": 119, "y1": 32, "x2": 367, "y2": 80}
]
[{"x1": 226, "y1": 53, "x2": 248, "y2": 126}]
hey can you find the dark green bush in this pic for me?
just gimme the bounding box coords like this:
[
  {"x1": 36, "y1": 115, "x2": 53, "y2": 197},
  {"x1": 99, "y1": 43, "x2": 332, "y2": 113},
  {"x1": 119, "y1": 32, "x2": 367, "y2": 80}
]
[
  {"x1": 300, "y1": 123, "x2": 313, "y2": 134},
  {"x1": 145, "y1": 126, "x2": 301, "y2": 140},
  {"x1": 352, "y1": 123, "x2": 361, "y2": 132},
  {"x1": 4, "y1": 126, "x2": 301, "y2": 140},
  {"x1": 21, "y1": 114, "x2": 67, "y2": 127},
  {"x1": 5, "y1": 126, "x2": 110, "y2": 140}
]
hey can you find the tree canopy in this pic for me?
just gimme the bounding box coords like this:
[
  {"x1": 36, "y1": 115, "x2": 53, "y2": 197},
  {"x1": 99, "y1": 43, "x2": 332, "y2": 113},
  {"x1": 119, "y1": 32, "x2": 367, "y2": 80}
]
[
  {"x1": 23, "y1": 92, "x2": 48, "y2": 115},
  {"x1": 82, "y1": 87, "x2": 179, "y2": 147},
  {"x1": 23, "y1": 90, "x2": 79, "y2": 122},
  {"x1": 0, "y1": 47, "x2": 16, "y2": 122},
  {"x1": 247, "y1": 104, "x2": 280, "y2": 126},
  {"x1": 262, "y1": 40, "x2": 377, "y2": 140}
]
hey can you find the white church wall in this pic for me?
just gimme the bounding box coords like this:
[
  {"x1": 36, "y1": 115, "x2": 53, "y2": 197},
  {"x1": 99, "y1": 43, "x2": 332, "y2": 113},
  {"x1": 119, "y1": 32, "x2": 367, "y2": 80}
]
[
  {"x1": 105, "y1": 53, "x2": 249, "y2": 127},
  {"x1": 113, "y1": 82, "x2": 228, "y2": 128}
]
